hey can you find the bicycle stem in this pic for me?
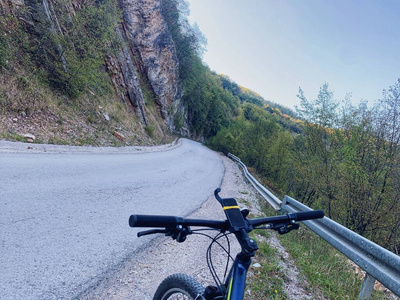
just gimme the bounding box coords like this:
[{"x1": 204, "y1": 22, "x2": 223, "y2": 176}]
[{"x1": 234, "y1": 228, "x2": 258, "y2": 259}]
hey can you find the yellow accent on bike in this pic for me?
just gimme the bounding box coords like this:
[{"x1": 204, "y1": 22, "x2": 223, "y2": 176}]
[
  {"x1": 227, "y1": 276, "x2": 233, "y2": 299},
  {"x1": 223, "y1": 206, "x2": 240, "y2": 210}
]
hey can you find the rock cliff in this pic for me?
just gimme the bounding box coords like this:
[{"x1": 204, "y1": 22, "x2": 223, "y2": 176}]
[
  {"x1": 121, "y1": 0, "x2": 184, "y2": 131},
  {"x1": 0, "y1": 0, "x2": 189, "y2": 138}
]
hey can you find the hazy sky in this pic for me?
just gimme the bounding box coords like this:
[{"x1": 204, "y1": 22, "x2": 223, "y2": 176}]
[{"x1": 187, "y1": 0, "x2": 400, "y2": 109}]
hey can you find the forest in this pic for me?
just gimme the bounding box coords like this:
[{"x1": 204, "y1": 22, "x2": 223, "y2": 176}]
[
  {"x1": 209, "y1": 82, "x2": 400, "y2": 254},
  {"x1": 162, "y1": 0, "x2": 400, "y2": 254}
]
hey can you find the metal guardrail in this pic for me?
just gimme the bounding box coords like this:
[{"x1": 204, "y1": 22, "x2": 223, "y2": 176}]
[
  {"x1": 228, "y1": 153, "x2": 400, "y2": 299},
  {"x1": 282, "y1": 196, "x2": 400, "y2": 299},
  {"x1": 228, "y1": 154, "x2": 281, "y2": 210}
]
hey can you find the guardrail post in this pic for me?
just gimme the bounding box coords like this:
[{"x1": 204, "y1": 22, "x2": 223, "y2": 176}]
[{"x1": 358, "y1": 273, "x2": 376, "y2": 300}]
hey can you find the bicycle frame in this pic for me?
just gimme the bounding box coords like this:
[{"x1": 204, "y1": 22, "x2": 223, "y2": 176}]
[
  {"x1": 222, "y1": 253, "x2": 252, "y2": 300},
  {"x1": 205, "y1": 228, "x2": 257, "y2": 300}
]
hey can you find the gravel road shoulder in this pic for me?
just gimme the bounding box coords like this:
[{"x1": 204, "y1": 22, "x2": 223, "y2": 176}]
[
  {"x1": 78, "y1": 154, "x2": 315, "y2": 300},
  {"x1": 0, "y1": 138, "x2": 181, "y2": 154}
]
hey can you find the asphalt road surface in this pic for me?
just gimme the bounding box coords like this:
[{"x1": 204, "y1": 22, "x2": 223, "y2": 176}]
[{"x1": 0, "y1": 139, "x2": 224, "y2": 299}]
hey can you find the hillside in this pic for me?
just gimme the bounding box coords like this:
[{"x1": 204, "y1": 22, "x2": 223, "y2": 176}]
[
  {"x1": 0, "y1": 0, "x2": 297, "y2": 146},
  {"x1": 0, "y1": 0, "x2": 188, "y2": 145},
  {"x1": 1, "y1": 0, "x2": 399, "y2": 256}
]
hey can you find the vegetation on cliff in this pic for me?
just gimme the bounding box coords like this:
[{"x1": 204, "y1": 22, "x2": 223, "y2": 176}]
[
  {"x1": 0, "y1": 0, "x2": 121, "y2": 97},
  {"x1": 0, "y1": 0, "x2": 174, "y2": 145}
]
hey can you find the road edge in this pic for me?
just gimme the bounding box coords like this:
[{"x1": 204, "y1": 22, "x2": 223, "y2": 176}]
[{"x1": 0, "y1": 138, "x2": 182, "y2": 154}]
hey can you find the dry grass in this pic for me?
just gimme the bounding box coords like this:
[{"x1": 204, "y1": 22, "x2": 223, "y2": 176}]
[{"x1": 0, "y1": 68, "x2": 175, "y2": 146}]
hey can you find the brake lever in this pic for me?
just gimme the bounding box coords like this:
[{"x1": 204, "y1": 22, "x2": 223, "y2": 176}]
[
  {"x1": 166, "y1": 225, "x2": 192, "y2": 243},
  {"x1": 137, "y1": 229, "x2": 168, "y2": 237},
  {"x1": 275, "y1": 223, "x2": 300, "y2": 235}
]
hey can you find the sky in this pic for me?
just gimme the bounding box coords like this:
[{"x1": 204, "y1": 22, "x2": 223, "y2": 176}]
[{"x1": 187, "y1": 0, "x2": 400, "y2": 109}]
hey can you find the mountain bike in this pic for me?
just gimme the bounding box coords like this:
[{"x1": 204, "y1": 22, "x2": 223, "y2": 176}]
[{"x1": 129, "y1": 188, "x2": 324, "y2": 300}]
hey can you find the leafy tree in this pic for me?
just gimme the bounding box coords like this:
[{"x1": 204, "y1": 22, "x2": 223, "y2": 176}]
[
  {"x1": 295, "y1": 83, "x2": 340, "y2": 217},
  {"x1": 161, "y1": 0, "x2": 206, "y2": 79},
  {"x1": 296, "y1": 83, "x2": 339, "y2": 127},
  {"x1": 291, "y1": 81, "x2": 400, "y2": 253}
]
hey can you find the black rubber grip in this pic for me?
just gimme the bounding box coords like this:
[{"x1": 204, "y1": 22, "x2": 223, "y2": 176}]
[
  {"x1": 289, "y1": 210, "x2": 324, "y2": 221},
  {"x1": 129, "y1": 215, "x2": 180, "y2": 228}
]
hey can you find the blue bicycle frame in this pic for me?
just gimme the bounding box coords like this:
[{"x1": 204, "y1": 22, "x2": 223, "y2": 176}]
[
  {"x1": 217, "y1": 227, "x2": 258, "y2": 300},
  {"x1": 223, "y1": 253, "x2": 252, "y2": 300}
]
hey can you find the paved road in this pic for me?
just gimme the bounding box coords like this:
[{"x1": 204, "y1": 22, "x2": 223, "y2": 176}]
[{"x1": 0, "y1": 139, "x2": 224, "y2": 299}]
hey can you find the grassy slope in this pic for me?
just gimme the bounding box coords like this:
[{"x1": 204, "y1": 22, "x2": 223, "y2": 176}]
[
  {"x1": 0, "y1": 67, "x2": 175, "y2": 146},
  {"x1": 243, "y1": 181, "x2": 396, "y2": 300}
]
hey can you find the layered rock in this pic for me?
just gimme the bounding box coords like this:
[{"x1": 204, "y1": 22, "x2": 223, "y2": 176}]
[
  {"x1": 116, "y1": 27, "x2": 147, "y2": 125},
  {"x1": 120, "y1": 0, "x2": 185, "y2": 132}
]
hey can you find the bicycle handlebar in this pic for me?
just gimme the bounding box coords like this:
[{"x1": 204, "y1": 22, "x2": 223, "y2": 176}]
[
  {"x1": 129, "y1": 210, "x2": 324, "y2": 230},
  {"x1": 248, "y1": 210, "x2": 324, "y2": 227},
  {"x1": 129, "y1": 215, "x2": 229, "y2": 229},
  {"x1": 129, "y1": 215, "x2": 183, "y2": 228},
  {"x1": 290, "y1": 210, "x2": 324, "y2": 221}
]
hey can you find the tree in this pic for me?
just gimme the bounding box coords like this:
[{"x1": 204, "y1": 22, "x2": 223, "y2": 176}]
[
  {"x1": 296, "y1": 83, "x2": 339, "y2": 128},
  {"x1": 161, "y1": 0, "x2": 206, "y2": 79},
  {"x1": 295, "y1": 83, "x2": 340, "y2": 217},
  {"x1": 293, "y1": 81, "x2": 400, "y2": 253}
]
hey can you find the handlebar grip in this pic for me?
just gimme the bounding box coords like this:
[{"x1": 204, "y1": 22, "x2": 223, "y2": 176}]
[
  {"x1": 289, "y1": 210, "x2": 324, "y2": 221},
  {"x1": 129, "y1": 215, "x2": 181, "y2": 228}
]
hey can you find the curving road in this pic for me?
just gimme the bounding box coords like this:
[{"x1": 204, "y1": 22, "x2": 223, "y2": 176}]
[{"x1": 0, "y1": 139, "x2": 224, "y2": 299}]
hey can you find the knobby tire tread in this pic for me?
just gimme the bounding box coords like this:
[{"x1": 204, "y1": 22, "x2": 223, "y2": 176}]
[{"x1": 153, "y1": 273, "x2": 205, "y2": 300}]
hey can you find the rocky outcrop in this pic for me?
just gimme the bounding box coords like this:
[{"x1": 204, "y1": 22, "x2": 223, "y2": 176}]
[
  {"x1": 115, "y1": 27, "x2": 147, "y2": 125},
  {"x1": 1, "y1": 0, "x2": 189, "y2": 135},
  {"x1": 120, "y1": 0, "x2": 185, "y2": 132}
]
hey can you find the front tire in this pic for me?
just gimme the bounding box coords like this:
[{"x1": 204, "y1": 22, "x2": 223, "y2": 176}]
[{"x1": 153, "y1": 273, "x2": 204, "y2": 300}]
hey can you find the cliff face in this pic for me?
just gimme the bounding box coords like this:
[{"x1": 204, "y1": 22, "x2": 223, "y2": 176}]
[
  {"x1": 121, "y1": 0, "x2": 185, "y2": 131},
  {"x1": 0, "y1": 0, "x2": 189, "y2": 138}
]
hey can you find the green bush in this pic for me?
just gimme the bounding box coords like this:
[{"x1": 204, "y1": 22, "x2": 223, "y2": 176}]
[{"x1": 145, "y1": 125, "x2": 155, "y2": 137}]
